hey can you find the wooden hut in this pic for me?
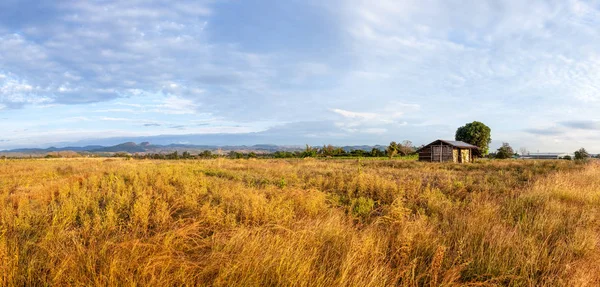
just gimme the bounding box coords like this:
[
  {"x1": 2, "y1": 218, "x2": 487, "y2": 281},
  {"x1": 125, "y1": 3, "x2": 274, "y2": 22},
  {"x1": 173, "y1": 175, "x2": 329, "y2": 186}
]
[{"x1": 417, "y1": 140, "x2": 478, "y2": 163}]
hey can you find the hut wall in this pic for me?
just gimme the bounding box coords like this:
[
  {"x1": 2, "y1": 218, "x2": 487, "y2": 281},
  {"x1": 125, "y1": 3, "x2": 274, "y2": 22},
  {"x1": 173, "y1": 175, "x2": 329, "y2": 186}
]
[
  {"x1": 461, "y1": 149, "x2": 470, "y2": 163},
  {"x1": 418, "y1": 141, "x2": 475, "y2": 163},
  {"x1": 418, "y1": 146, "x2": 432, "y2": 161},
  {"x1": 431, "y1": 145, "x2": 453, "y2": 162}
]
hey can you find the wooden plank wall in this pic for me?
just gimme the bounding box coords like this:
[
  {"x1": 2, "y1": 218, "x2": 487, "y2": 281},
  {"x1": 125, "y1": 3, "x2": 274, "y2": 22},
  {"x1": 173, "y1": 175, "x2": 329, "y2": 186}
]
[
  {"x1": 418, "y1": 146, "x2": 432, "y2": 161},
  {"x1": 438, "y1": 146, "x2": 453, "y2": 162},
  {"x1": 419, "y1": 144, "x2": 454, "y2": 162}
]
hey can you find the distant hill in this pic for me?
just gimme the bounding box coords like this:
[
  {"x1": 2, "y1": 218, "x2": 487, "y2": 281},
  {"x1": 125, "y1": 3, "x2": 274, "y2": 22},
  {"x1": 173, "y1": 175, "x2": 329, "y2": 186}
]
[
  {"x1": 90, "y1": 142, "x2": 147, "y2": 153},
  {"x1": 4, "y1": 145, "x2": 105, "y2": 154},
  {"x1": 1, "y1": 142, "x2": 387, "y2": 156}
]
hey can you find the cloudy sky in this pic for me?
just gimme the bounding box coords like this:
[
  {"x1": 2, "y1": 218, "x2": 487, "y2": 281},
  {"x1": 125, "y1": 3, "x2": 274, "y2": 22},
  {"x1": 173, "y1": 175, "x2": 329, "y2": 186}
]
[{"x1": 1, "y1": 0, "x2": 600, "y2": 152}]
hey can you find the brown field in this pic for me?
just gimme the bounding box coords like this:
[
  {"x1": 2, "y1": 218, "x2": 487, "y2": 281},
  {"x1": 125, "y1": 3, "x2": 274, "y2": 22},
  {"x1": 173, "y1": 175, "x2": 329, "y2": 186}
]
[{"x1": 1, "y1": 158, "x2": 599, "y2": 286}]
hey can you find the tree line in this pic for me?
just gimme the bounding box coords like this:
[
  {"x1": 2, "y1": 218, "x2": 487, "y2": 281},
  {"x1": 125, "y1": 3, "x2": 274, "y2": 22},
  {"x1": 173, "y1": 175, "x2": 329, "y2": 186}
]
[
  {"x1": 117, "y1": 143, "x2": 419, "y2": 160},
  {"x1": 16, "y1": 120, "x2": 594, "y2": 162},
  {"x1": 453, "y1": 121, "x2": 594, "y2": 161}
]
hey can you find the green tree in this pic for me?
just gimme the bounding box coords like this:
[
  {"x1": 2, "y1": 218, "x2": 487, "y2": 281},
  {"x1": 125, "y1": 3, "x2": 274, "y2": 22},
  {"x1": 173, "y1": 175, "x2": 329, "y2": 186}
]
[
  {"x1": 301, "y1": 144, "x2": 317, "y2": 158},
  {"x1": 320, "y1": 145, "x2": 335, "y2": 157},
  {"x1": 386, "y1": 141, "x2": 398, "y2": 159},
  {"x1": 228, "y1": 151, "x2": 243, "y2": 159},
  {"x1": 167, "y1": 151, "x2": 179, "y2": 160},
  {"x1": 574, "y1": 148, "x2": 590, "y2": 161},
  {"x1": 455, "y1": 121, "x2": 492, "y2": 156},
  {"x1": 370, "y1": 148, "x2": 384, "y2": 157},
  {"x1": 397, "y1": 140, "x2": 414, "y2": 156},
  {"x1": 274, "y1": 151, "x2": 294, "y2": 158},
  {"x1": 200, "y1": 150, "x2": 213, "y2": 158},
  {"x1": 495, "y1": 142, "x2": 514, "y2": 159}
]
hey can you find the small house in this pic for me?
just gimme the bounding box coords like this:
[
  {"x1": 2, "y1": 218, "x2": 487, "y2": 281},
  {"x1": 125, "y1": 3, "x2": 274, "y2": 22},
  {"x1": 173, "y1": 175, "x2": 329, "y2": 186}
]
[{"x1": 417, "y1": 140, "x2": 479, "y2": 163}]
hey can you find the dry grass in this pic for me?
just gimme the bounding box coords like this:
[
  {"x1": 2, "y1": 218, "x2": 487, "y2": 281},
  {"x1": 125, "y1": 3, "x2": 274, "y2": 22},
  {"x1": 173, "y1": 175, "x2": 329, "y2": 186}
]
[{"x1": 0, "y1": 158, "x2": 599, "y2": 286}]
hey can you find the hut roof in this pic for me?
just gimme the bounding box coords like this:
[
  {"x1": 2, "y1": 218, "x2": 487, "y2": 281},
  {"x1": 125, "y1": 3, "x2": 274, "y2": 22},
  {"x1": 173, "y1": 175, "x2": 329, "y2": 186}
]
[
  {"x1": 417, "y1": 139, "x2": 479, "y2": 152},
  {"x1": 439, "y1": 140, "x2": 479, "y2": 149}
]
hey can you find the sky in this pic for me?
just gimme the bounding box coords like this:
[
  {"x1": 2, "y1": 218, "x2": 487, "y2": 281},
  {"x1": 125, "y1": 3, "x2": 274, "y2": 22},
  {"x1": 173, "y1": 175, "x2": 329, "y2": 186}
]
[{"x1": 2, "y1": 0, "x2": 600, "y2": 152}]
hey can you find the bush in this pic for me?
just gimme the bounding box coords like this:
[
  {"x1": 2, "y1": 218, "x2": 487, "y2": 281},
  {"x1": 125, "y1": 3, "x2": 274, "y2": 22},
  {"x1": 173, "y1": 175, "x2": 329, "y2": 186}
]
[
  {"x1": 495, "y1": 142, "x2": 514, "y2": 159},
  {"x1": 351, "y1": 197, "x2": 374, "y2": 220},
  {"x1": 574, "y1": 148, "x2": 590, "y2": 161}
]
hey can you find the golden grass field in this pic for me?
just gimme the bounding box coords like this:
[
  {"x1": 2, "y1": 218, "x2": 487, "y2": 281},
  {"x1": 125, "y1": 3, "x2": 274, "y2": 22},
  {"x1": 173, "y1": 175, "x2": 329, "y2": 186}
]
[{"x1": 1, "y1": 158, "x2": 599, "y2": 286}]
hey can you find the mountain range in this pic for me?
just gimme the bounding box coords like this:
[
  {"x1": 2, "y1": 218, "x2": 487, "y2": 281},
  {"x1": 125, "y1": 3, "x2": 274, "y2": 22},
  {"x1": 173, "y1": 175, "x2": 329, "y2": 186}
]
[{"x1": 1, "y1": 142, "x2": 387, "y2": 155}]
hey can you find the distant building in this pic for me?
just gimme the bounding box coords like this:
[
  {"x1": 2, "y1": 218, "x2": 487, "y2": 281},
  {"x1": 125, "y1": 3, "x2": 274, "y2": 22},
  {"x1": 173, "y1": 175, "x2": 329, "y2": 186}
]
[
  {"x1": 417, "y1": 139, "x2": 479, "y2": 163},
  {"x1": 520, "y1": 153, "x2": 572, "y2": 160}
]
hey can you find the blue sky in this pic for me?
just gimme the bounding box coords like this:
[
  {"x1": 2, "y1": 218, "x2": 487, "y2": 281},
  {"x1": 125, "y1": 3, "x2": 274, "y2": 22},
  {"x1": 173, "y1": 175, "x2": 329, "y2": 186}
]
[{"x1": 2, "y1": 0, "x2": 600, "y2": 152}]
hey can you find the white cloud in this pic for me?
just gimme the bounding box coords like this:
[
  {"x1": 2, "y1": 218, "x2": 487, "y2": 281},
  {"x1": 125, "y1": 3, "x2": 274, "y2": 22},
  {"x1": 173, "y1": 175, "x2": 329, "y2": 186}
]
[
  {"x1": 4, "y1": 0, "x2": 600, "y2": 151},
  {"x1": 321, "y1": 0, "x2": 600, "y2": 150},
  {"x1": 109, "y1": 94, "x2": 202, "y2": 115},
  {"x1": 363, "y1": 128, "x2": 387, "y2": 134},
  {"x1": 152, "y1": 95, "x2": 199, "y2": 115},
  {"x1": 330, "y1": 108, "x2": 379, "y2": 120},
  {"x1": 0, "y1": 0, "x2": 282, "y2": 115},
  {"x1": 99, "y1": 117, "x2": 139, "y2": 122},
  {"x1": 329, "y1": 102, "x2": 418, "y2": 135},
  {"x1": 94, "y1": 108, "x2": 136, "y2": 113},
  {"x1": 0, "y1": 73, "x2": 52, "y2": 108}
]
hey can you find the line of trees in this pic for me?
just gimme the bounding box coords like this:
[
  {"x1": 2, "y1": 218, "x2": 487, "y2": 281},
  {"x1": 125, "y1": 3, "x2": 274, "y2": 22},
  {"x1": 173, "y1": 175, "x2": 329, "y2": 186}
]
[
  {"x1": 125, "y1": 151, "x2": 212, "y2": 160},
  {"x1": 488, "y1": 143, "x2": 593, "y2": 161},
  {"x1": 114, "y1": 142, "x2": 419, "y2": 160},
  {"x1": 454, "y1": 121, "x2": 595, "y2": 161},
  {"x1": 33, "y1": 119, "x2": 594, "y2": 162}
]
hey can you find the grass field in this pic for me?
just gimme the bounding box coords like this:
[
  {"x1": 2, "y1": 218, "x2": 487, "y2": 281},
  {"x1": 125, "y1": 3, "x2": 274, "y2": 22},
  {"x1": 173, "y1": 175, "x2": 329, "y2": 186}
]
[{"x1": 1, "y1": 158, "x2": 599, "y2": 286}]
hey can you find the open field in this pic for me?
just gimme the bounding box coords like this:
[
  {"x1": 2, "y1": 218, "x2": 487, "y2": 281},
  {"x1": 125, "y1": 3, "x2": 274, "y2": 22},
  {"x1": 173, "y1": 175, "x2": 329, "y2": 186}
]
[{"x1": 1, "y1": 158, "x2": 599, "y2": 286}]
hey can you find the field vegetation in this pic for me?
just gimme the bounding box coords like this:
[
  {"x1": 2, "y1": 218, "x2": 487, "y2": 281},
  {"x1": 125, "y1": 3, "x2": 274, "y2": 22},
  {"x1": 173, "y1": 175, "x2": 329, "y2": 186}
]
[{"x1": 1, "y1": 158, "x2": 599, "y2": 286}]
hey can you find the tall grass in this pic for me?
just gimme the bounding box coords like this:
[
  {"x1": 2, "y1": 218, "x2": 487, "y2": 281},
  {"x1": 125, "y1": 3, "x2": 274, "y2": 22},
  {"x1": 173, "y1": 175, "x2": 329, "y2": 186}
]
[{"x1": 0, "y1": 158, "x2": 598, "y2": 286}]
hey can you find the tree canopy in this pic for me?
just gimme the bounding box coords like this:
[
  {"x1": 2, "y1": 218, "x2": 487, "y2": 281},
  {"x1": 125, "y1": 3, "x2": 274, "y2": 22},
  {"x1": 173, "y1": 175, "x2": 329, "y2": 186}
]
[
  {"x1": 495, "y1": 142, "x2": 514, "y2": 159},
  {"x1": 386, "y1": 140, "x2": 415, "y2": 158},
  {"x1": 386, "y1": 142, "x2": 398, "y2": 159},
  {"x1": 574, "y1": 148, "x2": 590, "y2": 161},
  {"x1": 455, "y1": 121, "x2": 492, "y2": 155}
]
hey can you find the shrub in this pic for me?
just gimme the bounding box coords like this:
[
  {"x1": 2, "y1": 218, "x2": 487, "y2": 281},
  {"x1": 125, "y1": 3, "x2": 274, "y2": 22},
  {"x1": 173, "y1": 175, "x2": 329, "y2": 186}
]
[
  {"x1": 495, "y1": 142, "x2": 514, "y2": 159},
  {"x1": 574, "y1": 148, "x2": 590, "y2": 161},
  {"x1": 351, "y1": 197, "x2": 375, "y2": 220}
]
